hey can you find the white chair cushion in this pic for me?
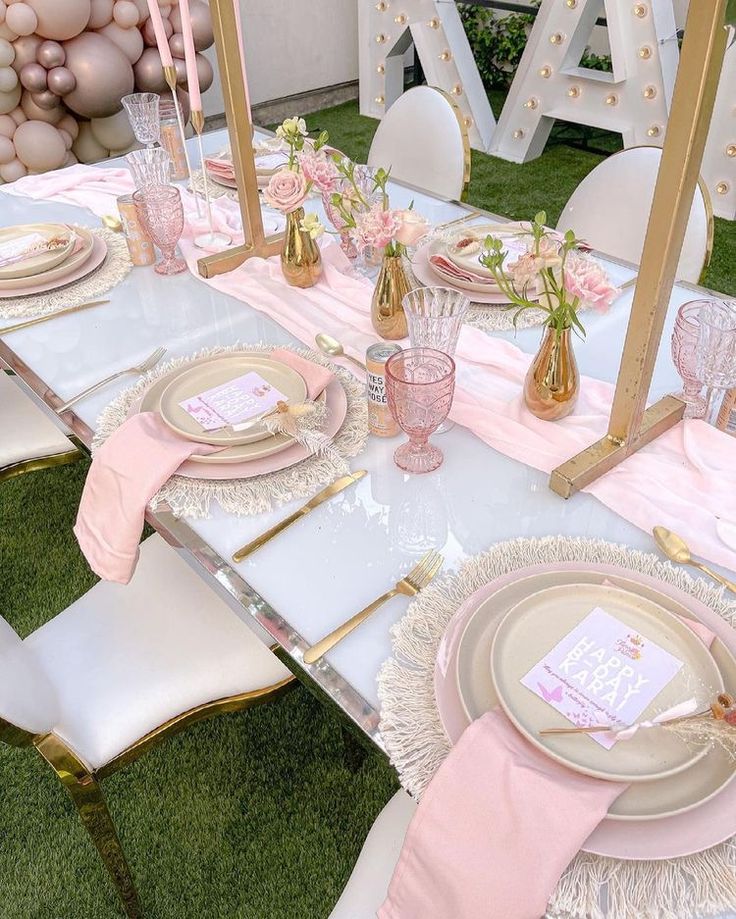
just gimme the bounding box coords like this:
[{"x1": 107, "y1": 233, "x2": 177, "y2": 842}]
[
  {"x1": 368, "y1": 86, "x2": 468, "y2": 201},
  {"x1": 0, "y1": 615, "x2": 59, "y2": 736},
  {"x1": 329, "y1": 790, "x2": 416, "y2": 919},
  {"x1": 0, "y1": 371, "x2": 76, "y2": 468},
  {"x1": 24, "y1": 534, "x2": 291, "y2": 770},
  {"x1": 556, "y1": 146, "x2": 710, "y2": 285}
]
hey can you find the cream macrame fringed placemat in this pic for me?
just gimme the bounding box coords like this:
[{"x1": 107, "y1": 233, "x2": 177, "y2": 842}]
[
  {"x1": 93, "y1": 343, "x2": 368, "y2": 519},
  {"x1": 0, "y1": 227, "x2": 132, "y2": 320},
  {"x1": 377, "y1": 536, "x2": 736, "y2": 919}
]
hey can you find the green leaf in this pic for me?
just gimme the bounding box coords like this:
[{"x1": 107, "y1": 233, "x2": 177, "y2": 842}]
[{"x1": 534, "y1": 211, "x2": 547, "y2": 227}]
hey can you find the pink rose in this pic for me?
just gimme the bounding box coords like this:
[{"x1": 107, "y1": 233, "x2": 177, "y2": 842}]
[
  {"x1": 564, "y1": 252, "x2": 619, "y2": 313},
  {"x1": 352, "y1": 204, "x2": 401, "y2": 250},
  {"x1": 394, "y1": 209, "x2": 429, "y2": 247},
  {"x1": 262, "y1": 168, "x2": 307, "y2": 213},
  {"x1": 298, "y1": 150, "x2": 340, "y2": 194}
]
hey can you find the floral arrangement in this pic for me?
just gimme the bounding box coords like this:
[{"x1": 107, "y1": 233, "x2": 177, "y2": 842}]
[{"x1": 479, "y1": 212, "x2": 619, "y2": 335}]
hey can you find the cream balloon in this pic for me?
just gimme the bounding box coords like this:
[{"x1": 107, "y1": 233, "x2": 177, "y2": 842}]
[
  {"x1": 112, "y1": 0, "x2": 137, "y2": 27},
  {"x1": 62, "y1": 32, "x2": 134, "y2": 118},
  {"x1": 0, "y1": 36, "x2": 12, "y2": 66},
  {"x1": 0, "y1": 1, "x2": 5, "y2": 24},
  {"x1": 132, "y1": 45, "x2": 167, "y2": 92},
  {"x1": 20, "y1": 87, "x2": 61, "y2": 122},
  {"x1": 13, "y1": 119, "x2": 66, "y2": 169},
  {"x1": 71, "y1": 119, "x2": 106, "y2": 162},
  {"x1": 36, "y1": 39, "x2": 64, "y2": 68},
  {"x1": 0, "y1": 132, "x2": 13, "y2": 162},
  {"x1": 5, "y1": 3, "x2": 37, "y2": 36},
  {"x1": 89, "y1": 106, "x2": 134, "y2": 149},
  {"x1": 0, "y1": 65, "x2": 16, "y2": 92},
  {"x1": 97, "y1": 21, "x2": 143, "y2": 64},
  {"x1": 9, "y1": 33, "x2": 40, "y2": 71},
  {"x1": 0, "y1": 156, "x2": 26, "y2": 180},
  {"x1": 63, "y1": 149, "x2": 78, "y2": 167},
  {"x1": 8, "y1": 103, "x2": 24, "y2": 122},
  {"x1": 87, "y1": 0, "x2": 113, "y2": 29},
  {"x1": 26, "y1": 0, "x2": 91, "y2": 41},
  {"x1": 0, "y1": 80, "x2": 19, "y2": 113},
  {"x1": 0, "y1": 22, "x2": 17, "y2": 41},
  {"x1": 0, "y1": 112, "x2": 14, "y2": 134},
  {"x1": 46, "y1": 65, "x2": 75, "y2": 95},
  {"x1": 57, "y1": 111, "x2": 78, "y2": 139},
  {"x1": 57, "y1": 126, "x2": 71, "y2": 148}
]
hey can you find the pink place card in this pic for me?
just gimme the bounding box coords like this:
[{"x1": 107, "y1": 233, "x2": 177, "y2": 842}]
[
  {"x1": 179, "y1": 371, "x2": 287, "y2": 431},
  {"x1": 521, "y1": 607, "x2": 684, "y2": 749}
]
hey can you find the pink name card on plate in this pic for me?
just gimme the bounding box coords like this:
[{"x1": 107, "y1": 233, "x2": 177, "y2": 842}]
[
  {"x1": 180, "y1": 371, "x2": 287, "y2": 431},
  {"x1": 521, "y1": 607, "x2": 684, "y2": 748}
]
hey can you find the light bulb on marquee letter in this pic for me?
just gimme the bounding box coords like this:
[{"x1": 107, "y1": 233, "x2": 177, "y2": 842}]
[{"x1": 702, "y1": 30, "x2": 736, "y2": 219}]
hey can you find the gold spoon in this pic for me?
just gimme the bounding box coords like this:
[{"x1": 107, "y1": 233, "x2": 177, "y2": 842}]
[
  {"x1": 315, "y1": 332, "x2": 366, "y2": 372},
  {"x1": 653, "y1": 526, "x2": 736, "y2": 594},
  {"x1": 101, "y1": 215, "x2": 123, "y2": 232}
]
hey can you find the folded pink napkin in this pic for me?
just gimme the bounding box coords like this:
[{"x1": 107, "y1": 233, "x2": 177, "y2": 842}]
[
  {"x1": 380, "y1": 708, "x2": 627, "y2": 919},
  {"x1": 429, "y1": 253, "x2": 498, "y2": 286},
  {"x1": 74, "y1": 349, "x2": 334, "y2": 583}
]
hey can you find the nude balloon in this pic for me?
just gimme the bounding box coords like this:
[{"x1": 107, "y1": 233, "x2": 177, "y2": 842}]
[
  {"x1": 46, "y1": 65, "x2": 75, "y2": 95},
  {"x1": 142, "y1": 13, "x2": 171, "y2": 47},
  {"x1": 30, "y1": 88, "x2": 57, "y2": 109},
  {"x1": 5, "y1": 3, "x2": 37, "y2": 36},
  {"x1": 194, "y1": 52, "x2": 212, "y2": 93},
  {"x1": 89, "y1": 106, "x2": 134, "y2": 150},
  {"x1": 168, "y1": 0, "x2": 211, "y2": 50},
  {"x1": 57, "y1": 126, "x2": 71, "y2": 148},
  {"x1": 98, "y1": 21, "x2": 143, "y2": 64},
  {"x1": 36, "y1": 39, "x2": 64, "y2": 68},
  {"x1": 87, "y1": 0, "x2": 113, "y2": 29},
  {"x1": 0, "y1": 156, "x2": 26, "y2": 180},
  {"x1": 19, "y1": 61, "x2": 45, "y2": 91},
  {"x1": 0, "y1": 1, "x2": 6, "y2": 24},
  {"x1": 13, "y1": 119, "x2": 66, "y2": 169},
  {"x1": 9, "y1": 104, "x2": 24, "y2": 122},
  {"x1": 10, "y1": 34, "x2": 40, "y2": 71},
  {"x1": 0, "y1": 21, "x2": 16, "y2": 40},
  {"x1": 0, "y1": 36, "x2": 12, "y2": 66},
  {"x1": 132, "y1": 45, "x2": 167, "y2": 93},
  {"x1": 62, "y1": 32, "x2": 134, "y2": 118},
  {"x1": 63, "y1": 149, "x2": 78, "y2": 166},
  {"x1": 0, "y1": 112, "x2": 14, "y2": 134},
  {"x1": 20, "y1": 87, "x2": 61, "y2": 121},
  {"x1": 168, "y1": 31, "x2": 183, "y2": 59},
  {"x1": 72, "y1": 120, "x2": 107, "y2": 162},
  {"x1": 0, "y1": 64, "x2": 16, "y2": 91},
  {"x1": 26, "y1": 0, "x2": 91, "y2": 41},
  {"x1": 0, "y1": 80, "x2": 20, "y2": 112},
  {"x1": 112, "y1": 0, "x2": 137, "y2": 27},
  {"x1": 58, "y1": 111, "x2": 78, "y2": 139},
  {"x1": 0, "y1": 133, "x2": 13, "y2": 162}
]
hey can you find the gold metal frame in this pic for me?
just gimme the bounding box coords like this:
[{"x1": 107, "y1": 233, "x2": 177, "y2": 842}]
[
  {"x1": 0, "y1": 434, "x2": 84, "y2": 484},
  {"x1": 549, "y1": 1, "x2": 730, "y2": 498},
  {"x1": 3, "y1": 675, "x2": 293, "y2": 918},
  {"x1": 432, "y1": 86, "x2": 472, "y2": 201},
  {"x1": 196, "y1": 0, "x2": 284, "y2": 280}
]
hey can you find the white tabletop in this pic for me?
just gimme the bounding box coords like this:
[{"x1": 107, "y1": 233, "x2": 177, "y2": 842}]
[{"x1": 1, "y1": 128, "x2": 733, "y2": 742}]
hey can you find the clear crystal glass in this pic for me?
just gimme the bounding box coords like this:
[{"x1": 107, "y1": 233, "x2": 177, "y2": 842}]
[
  {"x1": 671, "y1": 301, "x2": 707, "y2": 419},
  {"x1": 133, "y1": 185, "x2": 186, "y2": 276},
  {"x1": 695, "y1": 299, "x2": 736, "y2": 425},
  {"x1": 122, "y1": 92, "x2": 161, "y2": 148},
  {"x1": 125, "y1": 147, "x2": 171, "y2": 190},
  {"x1": 386, "y1": 348, "x2": 456, "y2": 474}
]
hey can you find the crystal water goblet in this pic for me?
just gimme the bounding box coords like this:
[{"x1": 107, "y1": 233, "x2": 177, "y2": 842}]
[
  {"x1": 125, "y1": 147, "x2": 171, "y2": 190},
  {"x1": 695, "y1": 299, "x2": 736, "y2": 426},
  {"x1": 133, "y1": 185, "x2": 186, "y2": 276},
  {"x1": 671, "y1": 301, "x2": 707, "y2": 419},
  {"x1": 122, "y1": 92, "x2": 161, "y2": 148},
  {"x1": 386, "y1": 348, "x2": 456, "y2": 474},
  {"x1": 403, "y1": 286, "x2": 469, "y2": 433}
]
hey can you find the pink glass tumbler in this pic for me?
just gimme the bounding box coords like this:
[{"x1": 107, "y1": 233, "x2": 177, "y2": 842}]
[
  {"x1": 385, "y1": 348, "x2": 456, "y2": 474},
  {"x1": 132, "y1": 185, "x2": 186, "y2": 276},
  {"x1": 671, "y1": 301, "x2": 707, "y2": 419}
]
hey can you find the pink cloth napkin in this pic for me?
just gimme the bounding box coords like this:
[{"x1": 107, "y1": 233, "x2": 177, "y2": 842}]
[
  {"x1": 380, "y1": 708, "x2": 627, "y2": 919},
  {"x1": 74, "y1": 350, "x2": 334, "y2": 584},
  {"x1": 429, "y1": 253, "x2": 498, "y2": 286}
]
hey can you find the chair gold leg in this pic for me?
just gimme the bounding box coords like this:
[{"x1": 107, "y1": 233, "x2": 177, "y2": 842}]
[{"x1": 35, "y1": 735, "x2": 142, "y2": 919}]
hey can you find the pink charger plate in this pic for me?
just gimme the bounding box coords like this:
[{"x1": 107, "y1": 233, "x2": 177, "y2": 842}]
[
  {"x1": 128, "y1": 370, "x2": 348, "y2": 481},
  {"x1": 433, "y1": 560, "x2": 736, "y2": 860},
  {"x1": 0, "y1": 234, "x2": 106, "y2": 299}
]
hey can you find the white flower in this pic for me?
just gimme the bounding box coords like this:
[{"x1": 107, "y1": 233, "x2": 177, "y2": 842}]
[
  {"x1": 276, "y1": 116, "x2": 308, "y2": 140},
  {"x1": 300, "y1": 212, "x2": 325, "y2": 240}
]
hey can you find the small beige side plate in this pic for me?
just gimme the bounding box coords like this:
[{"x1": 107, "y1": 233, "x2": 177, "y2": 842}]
[{"x1": 0, "y1": 223, "x2": 75, "y2": 281}]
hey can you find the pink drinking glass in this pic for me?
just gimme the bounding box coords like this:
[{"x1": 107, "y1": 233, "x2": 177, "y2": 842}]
[
  {"x1": 671, "y1": 301, "x2": 707, "y2": 419},
  {"x1": 385, "y1": 348, "x2": 456, "y2": 474},
  {"x1": 132, "y1": 185, "x2": 186, "y2": 275}
]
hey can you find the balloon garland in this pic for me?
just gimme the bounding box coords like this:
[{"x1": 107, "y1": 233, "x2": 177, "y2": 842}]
[{"x1": 0, "y1": 0, "x2": 214, "y2": 181}]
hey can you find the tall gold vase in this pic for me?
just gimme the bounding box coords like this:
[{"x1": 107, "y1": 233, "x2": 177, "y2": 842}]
[
  {"x1": 371, "y1": 253, "x2": 411, "y2": 340},
  {"x1": 281, "y1": 207, "x2": 322, "y2": 288},
  {"x1": 524, "y1": 326, "x2": 579, "y2": 421}
]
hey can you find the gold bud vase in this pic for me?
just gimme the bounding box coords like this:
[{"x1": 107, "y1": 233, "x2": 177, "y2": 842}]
[
  {"x1": 523, "y1": 326, "x2": 579, "y2": 421},
  {"x1": 281, "y1": 207, "x2": 322, "y2": 288},
  {"x1": 371, "y1": 252, "x2": 411, "y2": 340}
]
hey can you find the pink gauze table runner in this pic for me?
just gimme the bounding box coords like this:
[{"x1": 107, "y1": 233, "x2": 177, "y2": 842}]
[{"x1": 4, "y1": 164, "x2": 736, "y2": 573}]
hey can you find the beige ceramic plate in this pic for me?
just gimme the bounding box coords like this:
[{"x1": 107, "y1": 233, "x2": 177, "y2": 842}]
[
  {"x1": 0, "y1": 223, "x2": 75, "y2": 280},
  {"x1": 0, "y1": 226, "x2": 95, "y2": 294},
  {"x1": 491, "y1": 582, "x2": 723, "y2": 783},
  {"x1": 455, "y1": 569, "x2": 736, "y2": 820},
  {"x1": 411, "y1": 243, "x2": 516, "y2": 305},
  {"x1": 444, "y1": 221, "x2": 532, "y2": 280},
  {"x1": 158, "y1": 354, "x2": 307, "y2": 447}
]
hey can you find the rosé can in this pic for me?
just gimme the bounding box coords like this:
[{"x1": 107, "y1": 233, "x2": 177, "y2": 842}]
[
  {"x1": 159, "y1": 111, "x2": 188, "y2": 181},
  {"x1": 367, "y1": 342, "x2": 401, "y2": 437},
  {"x1": 117, "y1": 194, "x2": 155, "y2": 266}
]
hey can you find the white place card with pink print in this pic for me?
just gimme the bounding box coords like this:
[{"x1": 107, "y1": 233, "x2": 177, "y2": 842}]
[{"x1": 179, "y1": 371, "x2": 287, "y2": 431}]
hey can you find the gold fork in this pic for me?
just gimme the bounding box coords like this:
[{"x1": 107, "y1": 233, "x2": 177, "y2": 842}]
[{"x1": 303, "y1": 549, "x2": 444, "y2": 664}]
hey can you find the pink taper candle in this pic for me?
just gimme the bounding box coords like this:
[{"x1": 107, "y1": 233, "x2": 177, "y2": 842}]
[
  {"x1": 177, "y1": 0, "x2": 202, "y2": 113},
  {"x1": 145, "y1": 0, "x2": 173, "y2": 68}
]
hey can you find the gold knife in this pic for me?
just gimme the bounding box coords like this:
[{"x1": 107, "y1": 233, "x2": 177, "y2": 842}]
[
  {"x1": 0, "y1": 299, "x2": 110, "y2": 336},
  {"x1": 232, "y1": 469, "x2": 367, "y2": 562}
]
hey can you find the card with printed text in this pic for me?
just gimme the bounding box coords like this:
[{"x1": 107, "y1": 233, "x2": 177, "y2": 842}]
[{"x1": 179, "y1": 372, "x2": 287, "y2": 432}]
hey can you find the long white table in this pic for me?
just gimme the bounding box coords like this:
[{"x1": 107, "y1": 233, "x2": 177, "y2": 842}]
[{"x1": 1, "y1": 128, "x2": 733, "y2": 751}]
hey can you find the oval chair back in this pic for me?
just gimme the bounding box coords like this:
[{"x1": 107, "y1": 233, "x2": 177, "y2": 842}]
[
  {"x1": 557, "y1": 146, "x2": 713, "y2": 285},
  {"x1": 368, "y1": 85, "x2": 471, "y2": 201},
  {"x1": 0, "y1": 615, "x2": 58, "y2": 746}
]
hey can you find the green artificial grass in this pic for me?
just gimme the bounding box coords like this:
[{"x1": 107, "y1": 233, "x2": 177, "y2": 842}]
[{"x1": 2, "y1": 98, "x2": 735, "y2": 919}]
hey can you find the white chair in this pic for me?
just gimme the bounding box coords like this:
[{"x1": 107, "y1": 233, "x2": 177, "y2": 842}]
[
  {"x1": 556, "y1": 146, "x2": 713, "y2": 285},
  {"x1": 329, "y1": 790, "x2": 416, "y2": 919},
  {"x1": 367, "y1": 86, "x2": 471, "y2": 201},
  {"x1": 1, "y1": 369, "x2": 82, "y2": 481},
  {"x1": 0, "y1": 533, "x2": 293, "y2": 918}
]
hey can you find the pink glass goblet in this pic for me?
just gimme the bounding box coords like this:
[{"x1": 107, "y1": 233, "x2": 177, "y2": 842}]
[
  {"x1": 671, "y1": 301, "x2": 707, "y2": 419},
  {"x1": 386, "y1": 348, "x2": 456, "y2": 474},
  {"x1": 133, "y1": 185, "x2": 186, "y2": 276}
]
